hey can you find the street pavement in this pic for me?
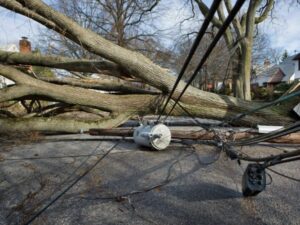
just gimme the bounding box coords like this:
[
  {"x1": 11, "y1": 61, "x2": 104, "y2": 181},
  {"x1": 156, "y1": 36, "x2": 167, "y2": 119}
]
[{"x1": 0, "y1": 136, "x2": 299, "y2": 225}]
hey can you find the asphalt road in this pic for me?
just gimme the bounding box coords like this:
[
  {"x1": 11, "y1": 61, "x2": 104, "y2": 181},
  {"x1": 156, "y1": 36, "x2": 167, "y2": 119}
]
[{"x1": 0, "y1": 137, "x2": 299, "y2": 225}]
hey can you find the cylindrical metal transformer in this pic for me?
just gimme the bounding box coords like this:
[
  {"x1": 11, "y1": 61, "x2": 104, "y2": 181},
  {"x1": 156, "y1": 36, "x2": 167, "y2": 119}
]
[{"x1": 133, "y1": 124, "x2": 171, "y2": 150}]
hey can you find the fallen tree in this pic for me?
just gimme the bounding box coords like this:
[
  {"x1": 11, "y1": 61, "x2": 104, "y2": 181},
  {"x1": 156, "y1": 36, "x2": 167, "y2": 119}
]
[{"x1": 0, "y1": 0, "x2": 294, "y2": 133}]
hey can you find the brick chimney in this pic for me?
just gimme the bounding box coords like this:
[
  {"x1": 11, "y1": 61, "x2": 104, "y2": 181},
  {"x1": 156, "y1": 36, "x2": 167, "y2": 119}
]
[
  {"x1": 19, "y1": 37, "x2": 32, "y2": 72},
  {"x1": 264, "y1": 58, "x2": 271, "y2": 67},
  {"x1": 19, "y1": 37, "x2": 31, "y2": 53}
]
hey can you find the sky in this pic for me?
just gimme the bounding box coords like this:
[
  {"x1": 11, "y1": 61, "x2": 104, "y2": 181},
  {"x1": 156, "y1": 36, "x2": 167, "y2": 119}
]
[
  {"x1": 0, "y1": 9, "x2": 41, "y2": 47},
  {"x1": 261, "y1": 1, "x2": 300, "y2": 54},
  {"x1": 0, "y1": 1, "x2": 299, "y2": 54}
]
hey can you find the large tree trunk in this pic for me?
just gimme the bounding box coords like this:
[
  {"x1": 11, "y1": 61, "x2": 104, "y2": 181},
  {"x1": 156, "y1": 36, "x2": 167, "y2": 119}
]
[
  {"x1": 239, "y1": 0, "x2": 258, "y2": 101},
  {"x1": 0, "y1": 0, "x2": 293, "y2": 133},
  {"x1": 233, "y1": 52, "x2": 244, "y2": 99}
]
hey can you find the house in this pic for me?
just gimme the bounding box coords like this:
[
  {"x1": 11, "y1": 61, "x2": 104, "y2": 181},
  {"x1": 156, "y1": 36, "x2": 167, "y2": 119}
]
[
  {"x1": 251, "y1": 54, "x2": 300, "y2": 88},
  {"x1": 251, "y1": 62, "x2": 283, "y2": 88},
  {"x1": 290, "y1": 53, "x2": 300, "y2": 81},
  {"x1": 0, "y1": 37, "x2": 32, "y2": 88}
]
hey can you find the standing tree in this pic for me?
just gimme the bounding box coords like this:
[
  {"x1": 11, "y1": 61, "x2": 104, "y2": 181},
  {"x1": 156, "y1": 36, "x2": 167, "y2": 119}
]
[
  {"x1": 0, "y1": 0, "x2": 294, "y2": 133},
  {"x1": 193, "y1": 0, "x2": 275, "y2": 100}
]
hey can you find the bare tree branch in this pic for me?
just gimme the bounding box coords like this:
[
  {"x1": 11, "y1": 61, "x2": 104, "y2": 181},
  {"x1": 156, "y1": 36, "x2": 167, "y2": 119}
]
[
  {"x1": 39, "y1": 77, "x2": 160, "y2": 94},
  {"x1": 0, "y1": 50, "x2": 132, "y2": 79},
  {"x1": 255, "y1": 0, "x2": 275, "y2": 24}
]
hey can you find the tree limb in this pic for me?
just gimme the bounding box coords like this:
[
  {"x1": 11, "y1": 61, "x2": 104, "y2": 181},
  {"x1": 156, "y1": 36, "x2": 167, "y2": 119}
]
[
  {"x1": 0, "y1": 50, "x2": 132, "y2": 80},
  {"x1": 194, "y1": 0, "x2": 222, "y2": 28},
  {"x1": 255, "y1": 0, "x2": 274, "y2": 24},
  {"x1": 0, "y1": 65, "x2": 157, "y2": 113},
  {"x1": 223, "y1": 0, "x2": 244, "y2": 39},
  {"x1": 0, "y1": 85, "x2": 34, "y2": 102},
  {"x1": 39, "y1": 77, "x2": 160, "y2": 94}
]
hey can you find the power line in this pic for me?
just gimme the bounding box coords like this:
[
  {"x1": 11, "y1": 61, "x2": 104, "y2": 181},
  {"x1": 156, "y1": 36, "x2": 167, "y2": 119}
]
[
  {"x1": 168, "y1": 93, "x2": 300, "y2": 168},
  {"x1": 231, "y1": 121, "x2": 300, "y2": 146},
  {"x1": 156, "y1": 0, "x2": 222, "y2": 122},
  {"x1": 225, "y1": 89, "x2": 300, "y2": 125},
  {"x1": 163, "y1": 0, "x2": 247, "y2": 121},
  {"x1": 267, "y1": 168, "x2": 300, "y2": 183}
]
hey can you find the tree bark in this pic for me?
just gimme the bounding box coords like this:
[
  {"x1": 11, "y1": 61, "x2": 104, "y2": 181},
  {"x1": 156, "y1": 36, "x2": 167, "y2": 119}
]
[
  {"x1": 0, "y1": 114, "x2": 132, "y2": 133},
  {"x1": 239, "y1": 0, "x2": 258, "y2": 101},
  {"x1": 38, "y1": 77, "x2": 160, "y2": 94}
]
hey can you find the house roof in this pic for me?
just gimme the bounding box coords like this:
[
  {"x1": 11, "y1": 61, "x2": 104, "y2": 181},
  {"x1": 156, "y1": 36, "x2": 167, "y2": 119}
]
[
  {"x1": 258, "y1": 65, "x2": 279, "y2": 77},
  {"x1": 252, "y1": 65, "x2": 281, "y2": 84},
  {"x1": 252, "y1": 74, "x2": 269, "y2": 84},
  {"x1": 280, "y1": 55, "x2": 296, "y2": 82},
  {"x1": 292, "y1": 53, "x2": 300, "y2": 60},
  {"x1": 269, "y1": 68, "x2": 284, "y2": 83}
]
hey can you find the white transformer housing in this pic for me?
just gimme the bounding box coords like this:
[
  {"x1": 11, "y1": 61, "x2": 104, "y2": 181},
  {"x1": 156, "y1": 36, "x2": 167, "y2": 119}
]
[{"x1": 133, "y1": 124, "x2": 171, "y2": 150}]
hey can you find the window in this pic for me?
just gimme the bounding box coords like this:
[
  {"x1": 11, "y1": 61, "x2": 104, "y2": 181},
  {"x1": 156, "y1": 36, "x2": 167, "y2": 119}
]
[{"x1": 298, "y1": 59, "x2": 300, "y2": 71}]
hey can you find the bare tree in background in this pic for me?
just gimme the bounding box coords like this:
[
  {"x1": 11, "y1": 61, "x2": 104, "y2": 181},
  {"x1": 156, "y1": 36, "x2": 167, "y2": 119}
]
[
  {"x1": 252, "y1": 31, "x2": 282, "y2": 65},
  {"x1": 173, "y1": 33, "x2": 231, "y2": 92},
  {"x1": 40, "y1": 0, "x2": 161, "y2": 59}
]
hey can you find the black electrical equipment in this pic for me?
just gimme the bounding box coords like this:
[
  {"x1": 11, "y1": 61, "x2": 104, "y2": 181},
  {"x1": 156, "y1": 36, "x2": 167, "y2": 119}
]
[{"x1": 242, "y1": 163, "x2": 266, "y2": 197}]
